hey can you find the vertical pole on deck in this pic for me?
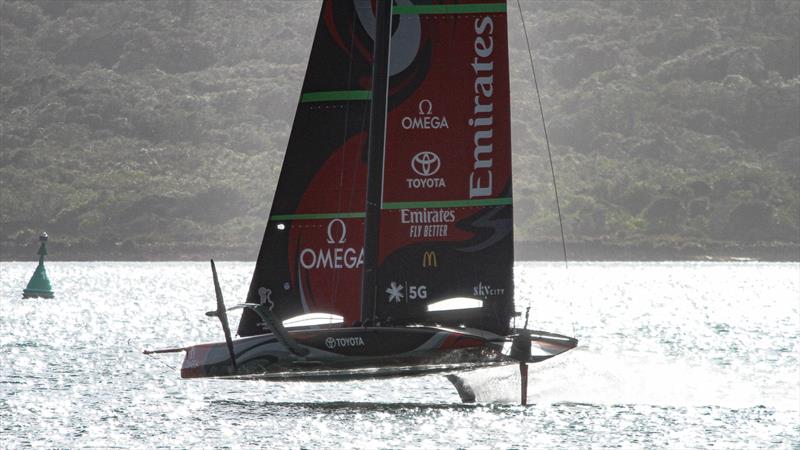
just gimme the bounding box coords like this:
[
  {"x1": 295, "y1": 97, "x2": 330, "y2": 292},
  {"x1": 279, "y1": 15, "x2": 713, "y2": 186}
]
[
  {"x1": 520, "y1": 362, "x2": 529, "y2": 405},
  {"x1": 361, "y1": 0, "x2": 393, "y2": 322}
]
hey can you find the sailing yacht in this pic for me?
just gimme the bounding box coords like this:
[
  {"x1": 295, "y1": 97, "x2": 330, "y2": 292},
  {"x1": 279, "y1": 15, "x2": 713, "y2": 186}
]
[{"x1": 148, "y1": 0, "x2": 577, "y2": 401}]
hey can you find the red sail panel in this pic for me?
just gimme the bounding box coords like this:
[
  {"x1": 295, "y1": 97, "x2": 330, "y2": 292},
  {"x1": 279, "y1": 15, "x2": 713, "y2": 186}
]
[
  {"x1": 374, "y1": 1, "x2": 514, "y2": 334},
  {"x1": 284, "y1": 135, "x2": 367, "y2": 324},
  {"x1": 238, "y1": 1, "x2": 376, "y2": 336}
]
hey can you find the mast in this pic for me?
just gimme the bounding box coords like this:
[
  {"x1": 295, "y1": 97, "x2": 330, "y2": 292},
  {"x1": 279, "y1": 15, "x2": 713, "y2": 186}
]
[{"x1": 361, "y1": 0, "x2": 393, "y2": 322}]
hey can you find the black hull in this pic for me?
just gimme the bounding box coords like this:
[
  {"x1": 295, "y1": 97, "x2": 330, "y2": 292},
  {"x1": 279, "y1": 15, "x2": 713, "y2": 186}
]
[{"x1": 180, "y1": 326, "x2": 577, "y2": 381}]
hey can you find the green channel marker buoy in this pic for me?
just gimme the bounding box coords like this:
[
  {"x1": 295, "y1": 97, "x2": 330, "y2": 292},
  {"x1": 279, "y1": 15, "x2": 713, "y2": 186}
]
[{"x1": 22, "y1": 232, "x2": 54, "y2": 299}]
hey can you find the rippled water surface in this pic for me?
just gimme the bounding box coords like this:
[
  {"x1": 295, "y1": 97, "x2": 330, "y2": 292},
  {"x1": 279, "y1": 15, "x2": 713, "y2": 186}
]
[{"x1": 1, "y1": 261, "x2": 798, "y2": 448}]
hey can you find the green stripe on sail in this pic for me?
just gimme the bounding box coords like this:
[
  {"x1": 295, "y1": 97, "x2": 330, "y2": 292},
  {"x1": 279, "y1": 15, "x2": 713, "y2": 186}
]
[
  {"x1": 393, "y1": 3, "x2": 507, "y2": 15},
  {"x1": 382, "y1": 197, "x2": 513, "y2": 210},
  {"x1": 271, "y1": 212, "x2": 366, "y2": 221},
  {"x1": 300, "y1": 90, "x2": 371, "y2": 103}
]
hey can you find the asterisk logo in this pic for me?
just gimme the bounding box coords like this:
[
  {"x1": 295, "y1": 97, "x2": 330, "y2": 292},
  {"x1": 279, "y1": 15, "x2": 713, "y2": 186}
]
[{"x1": 386, "y1": 282, "x2": 404, "y2": 303}]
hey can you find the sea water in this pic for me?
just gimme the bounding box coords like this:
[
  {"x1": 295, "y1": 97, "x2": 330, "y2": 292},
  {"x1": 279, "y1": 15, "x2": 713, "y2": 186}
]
[{"x1": 1, "y1": 261, "x2": 797, "y2": 448}]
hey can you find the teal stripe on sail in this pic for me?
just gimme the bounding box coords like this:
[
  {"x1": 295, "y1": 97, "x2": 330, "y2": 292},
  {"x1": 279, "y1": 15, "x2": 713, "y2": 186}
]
[
  {"x1": 393, "y1": 3, "x2": 507, "y2": 15},
  {"x1": 300, "y1": 90, "x2": 371, "y2": 103},
  {"x1": 382, "y1": 198, "x2": 513, "y2": 210},
  {"x1": 270, "y1": 212, "x2": 366, "y2": 221}
]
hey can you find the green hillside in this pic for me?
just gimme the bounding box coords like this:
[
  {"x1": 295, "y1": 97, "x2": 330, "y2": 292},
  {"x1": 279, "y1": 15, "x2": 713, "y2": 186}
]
[{"x1": 1, "y1": 0, "x2": 798, "y2": 260}]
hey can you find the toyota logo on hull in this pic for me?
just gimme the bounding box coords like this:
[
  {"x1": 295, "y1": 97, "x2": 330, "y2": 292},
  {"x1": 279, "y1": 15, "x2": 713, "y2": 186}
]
[
  {"x1": 325, "y1": 336, "x2": 365, "y2": 349},
  {"x1": 411, "y1": 151, "x2": 441, "y2": 177}
]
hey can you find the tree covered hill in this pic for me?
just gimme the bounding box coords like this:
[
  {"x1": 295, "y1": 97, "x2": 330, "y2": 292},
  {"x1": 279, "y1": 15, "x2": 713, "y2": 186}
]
[{"x1": 1, "y1": 0, "x2": 798, "y2": 260}]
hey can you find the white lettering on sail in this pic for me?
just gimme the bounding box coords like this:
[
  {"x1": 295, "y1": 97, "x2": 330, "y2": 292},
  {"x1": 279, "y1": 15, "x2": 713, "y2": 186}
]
[
  {"x1": 386, "y1": 281, "x2": 427, "y2": 303},
  {"x1": 401, "y1": 99, "x2": 450, "y2": 130},
  {"x1": 473, "y1": 282, "x2": 505, "y2": 297},
  {"x1": 400, "y1": 208, "x2": 456, "y2": 224},
  {"x1": 469, "y1": 16, "x2": 495, "y2": 199},
  {"x1": 407, "y1": 178, "x2": 446, "y2": 189},
  {"x1": 300, "y1": 220, "x2": 364, "y2": 270},
  {"x1": 408, "y1": 224, "x2": 448, "y2": 238},
  {"x1": 401, "y1": 208, "x2": 456, "y2": 238}
]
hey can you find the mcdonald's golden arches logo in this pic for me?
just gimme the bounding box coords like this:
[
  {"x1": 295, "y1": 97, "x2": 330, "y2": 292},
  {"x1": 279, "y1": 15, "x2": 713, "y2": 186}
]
[{"x1": 422, "y1": 251, "x2": 438, "y2": 268}]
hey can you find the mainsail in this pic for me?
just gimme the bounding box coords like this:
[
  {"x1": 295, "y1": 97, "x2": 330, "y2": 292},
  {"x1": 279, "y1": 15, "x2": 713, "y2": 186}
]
[
  {"x1": 239, "y1": 0, "x2": 514, "y2": 337},
  {"x1": 237, "y1": 1, "x2": 375, "y2": 336},
  {"x1": 372, "y1": 1, "x2": 514, "y2": 335}
]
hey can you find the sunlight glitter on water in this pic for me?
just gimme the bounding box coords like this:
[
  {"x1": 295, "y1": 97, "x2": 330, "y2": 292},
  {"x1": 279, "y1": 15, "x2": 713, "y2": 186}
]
[{"x1": 1, "y1": 261, "x2": 798, "y2": 448}]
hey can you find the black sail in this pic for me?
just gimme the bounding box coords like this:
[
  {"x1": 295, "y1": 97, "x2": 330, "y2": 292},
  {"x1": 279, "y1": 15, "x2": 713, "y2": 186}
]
[{"x1": 237, "y1": 1, "x2": 377, "y2": 336}]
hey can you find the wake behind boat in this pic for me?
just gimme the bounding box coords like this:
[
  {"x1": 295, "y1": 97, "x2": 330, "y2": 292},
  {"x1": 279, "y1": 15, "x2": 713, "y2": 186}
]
[{"x1": 147, "y1": 0, "x2": 577, "y2": 403}]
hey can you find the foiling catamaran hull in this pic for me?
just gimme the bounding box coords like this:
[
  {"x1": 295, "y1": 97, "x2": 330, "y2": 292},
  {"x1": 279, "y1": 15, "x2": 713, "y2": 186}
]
[{"x1": 180, "y1": 326, "x2": 577, "y2": 381}]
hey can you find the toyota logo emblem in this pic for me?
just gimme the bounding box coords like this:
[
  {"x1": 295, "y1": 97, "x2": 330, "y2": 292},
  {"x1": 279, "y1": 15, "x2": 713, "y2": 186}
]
[
  {"x1": 411, "y1": 151, "x2": 441, "y2": 177},
  {"x1": 325, "y1": 337, "x2": 336, "y2": 349}
]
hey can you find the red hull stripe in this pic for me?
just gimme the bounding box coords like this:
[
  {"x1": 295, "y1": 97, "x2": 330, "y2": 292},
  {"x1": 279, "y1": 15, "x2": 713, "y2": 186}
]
[
  {"x1": 382, "y1": 197, "x2": 512, "y2": 210},
  {"x1": 440, "y1": 334, "x2": 485, "y2": 350},
  {"x1": 394, "y1": 4, "x2": 506, "y2": 15}
]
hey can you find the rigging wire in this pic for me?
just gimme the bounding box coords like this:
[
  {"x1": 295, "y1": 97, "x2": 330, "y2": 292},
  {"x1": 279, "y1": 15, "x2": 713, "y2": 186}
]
[
  {"x1": 133, "y1": 339, "x2": 180, "y2": 373},
  {"x1": 516, "y1": 0, "x2": 568, "y2": 269},
  {"x1": 516, "y1": 0, "x2": 576, "y2": 337}
]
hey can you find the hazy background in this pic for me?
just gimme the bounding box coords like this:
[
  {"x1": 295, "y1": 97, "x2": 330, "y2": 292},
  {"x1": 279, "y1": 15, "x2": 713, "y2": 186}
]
[{"x1": 1, "y1": 0, "x2": 798, "y2": 261}]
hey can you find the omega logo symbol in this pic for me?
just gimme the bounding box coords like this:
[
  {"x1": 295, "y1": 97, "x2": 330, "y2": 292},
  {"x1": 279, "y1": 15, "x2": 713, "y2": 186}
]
[
  {"x1": 418, "y1": 99, "x2": 433, "y2": 115},
  {"x1": 326, "y1": 218, "x2": 347, "y2": 244},
  {"x1": 411, "y1": 151, "x2": 441, "y2": 177}
]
